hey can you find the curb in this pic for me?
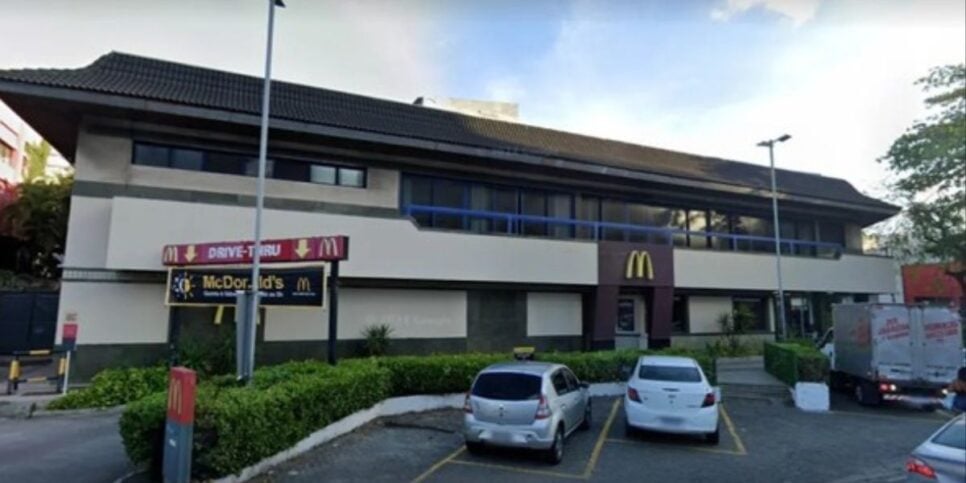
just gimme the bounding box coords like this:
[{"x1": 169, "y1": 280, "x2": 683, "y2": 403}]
[{"x1": 213, "y1": 382, "x2": 625, "y2": 483}]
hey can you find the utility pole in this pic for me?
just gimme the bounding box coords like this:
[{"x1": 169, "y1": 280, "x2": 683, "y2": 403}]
[{"x1": 758, "y1": 134, "x2": 791, "y2": 340}]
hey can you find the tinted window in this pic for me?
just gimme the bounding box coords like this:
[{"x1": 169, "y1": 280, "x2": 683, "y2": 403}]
[
  {"x1": 338, "y1": 167, "x2": 365, "y2": 187},
  {"x1": 170, "y1": 148, "x2": 204, "y2": 171},
  {"x1": 472, "y1": 372, "x2": 542, "y2": 401},
  {"x1": 134, "y1": 144, "x2": 169, "y2": 167},
  {"x1": 932, "y1": 422, "x2": 966, "y2": 449},
  {"x1": 563, "y1": 369, "x2": 580, "y2": 389},
  {"x1": 274, "y1": 159, "x2": 310, "y2": 181},
  {"x1": 638, "y1": 365, "x2": 702, "y2": 382},
  {"x1": 551, "y1": 371, "x2": 569, "y2": 394}
]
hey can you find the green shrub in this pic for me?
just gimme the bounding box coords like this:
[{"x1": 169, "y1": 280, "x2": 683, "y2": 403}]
[
  {"x1": 376, "y1": 353, "x2": 509, "y2": 396},
  {"x1": 538, "y1": 349, "x2": 640, "y2": 382},
  {"x1": 361, "y1": 324, "x2": 394, "y2": 356},
  {"x1": 764, "y1": 342, "x2": 829, "y2": 386},
  {"x1": 48, "y1": 366, "x2": 168, "y2": 410},
  {"x1": 120, "y1": 360, "x2": 391, "y2": 479}
]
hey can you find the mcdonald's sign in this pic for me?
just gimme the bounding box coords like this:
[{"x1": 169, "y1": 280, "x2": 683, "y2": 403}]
[
  {"x1": 625, "y1": 250, "x2": 655, "y2": 280},
  {"x1": 161, "y1": 235, "x2": 348, "y2": 266},
  {"x1": 296, "y1": 276, "x2": 312, "y2": 293},
  {"x1": 166, "y1": 267, "x2": 326, "y2": 307}
]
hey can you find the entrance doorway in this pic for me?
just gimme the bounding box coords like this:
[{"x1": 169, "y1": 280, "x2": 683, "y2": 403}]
[{"x1": 615, "y1": 293, "x2": 648, "y2": 350}]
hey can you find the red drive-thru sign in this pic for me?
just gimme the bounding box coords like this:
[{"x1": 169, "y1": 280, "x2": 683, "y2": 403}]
[
  {"x1": 167, "y1": 367, "x2": 197, "y2": 425},
  {"x1": 62, "y1": 323, "x2": 78, "y2": 351},
  {"x1": 161, "y1": 235, "x2": 348, "y2": 266}
]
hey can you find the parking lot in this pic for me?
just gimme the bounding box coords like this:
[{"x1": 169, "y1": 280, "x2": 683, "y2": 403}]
[{"x1": 253, "y1": 394, "x2": 954, "y2": 483}]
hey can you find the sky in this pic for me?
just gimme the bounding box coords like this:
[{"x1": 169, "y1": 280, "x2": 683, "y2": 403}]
[{"x1": 2, "y1": 0, "x2": 964, "y2": 199}]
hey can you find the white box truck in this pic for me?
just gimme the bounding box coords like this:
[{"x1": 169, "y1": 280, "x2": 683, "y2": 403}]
[{"x1": 819, "y1": 304, "x2": 963, "y2": 406}]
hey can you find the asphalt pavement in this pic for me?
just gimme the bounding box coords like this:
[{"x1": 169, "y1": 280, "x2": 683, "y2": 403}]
[{"x1": 0, "y1": 410, "x2": 135, "y2": 483}]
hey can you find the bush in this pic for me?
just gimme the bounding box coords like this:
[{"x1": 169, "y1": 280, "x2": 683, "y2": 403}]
[
  {"x1": 376, "y1": 353, "x2": 509, "y2": 396},
  {"x1": 47, "y1": 366, "x2": 168, "y2": 410},
  {"x1": 764, "y1": 342, "x2": 829, "y2": 386},
  {"x1": 120, "y1": 360, "x2": 391, "y2": 479},
  {"x1": 361, "y1": 323, "x2": 394, "y2": 357},
  {"x1": 538, "y1": 349, "x2": 640, "y2": 382}
]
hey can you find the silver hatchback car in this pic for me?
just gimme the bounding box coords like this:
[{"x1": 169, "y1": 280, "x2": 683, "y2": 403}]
[{"x1": 463, "y1": 362, "x2": 591, "y2": 464}]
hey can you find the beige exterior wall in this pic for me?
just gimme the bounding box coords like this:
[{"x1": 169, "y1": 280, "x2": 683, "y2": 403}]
[
  {"x1": 63, "y1": 196, "x2": 112, "y2": 268},
  {"x1": 264, "y1": 288, "x2": 467, "y2": 341},
  {"x1": 526, "y1": 292, "x2": 583, "y2": 336},
  {"x1": 687, "y1": 296, "x2": 733, "y2": 334},
  {"x1": 56, "y1": 281, "x2": 169, "y2": 344},
  {"x1": 102, "y1": 197, "x2": 599, "y2": 285},
  {"x1": 674, "y1": 248, "x2": 898, "y2": 294}
]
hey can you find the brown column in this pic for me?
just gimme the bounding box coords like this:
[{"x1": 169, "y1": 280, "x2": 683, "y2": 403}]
[
  {"x1": 648, "y1": 286, "x2": 673, "y2": 348},
  {"x1": 592, "y1": 285, "x2": 618, "y2": 350}
]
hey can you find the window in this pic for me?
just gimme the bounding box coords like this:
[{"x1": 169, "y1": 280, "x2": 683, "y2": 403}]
[
  {"x1": 402, "y1": 176, "x2": 433, "y2": 226},
  {"x1": 601, "y1": 199, "x2": 626, "y2": 241},
  {"x1": 796, "y1": 221, "x2": 816, "y2": 256},
  {"x1": 432, "y1": 179, "x2": 466, "y2": 229},
  {"x1": 710, "y1": 211, "x2": 731, "y2": 249},
  {"x1": 131, "y1": 142, "x2": 366, "y2": 188},
  {"x1": 672, "y1": 295, "x2": 688, "y2": 334},
  {"x1": 733, "y1": 297, "x2": 769, "y2": 332},
  {"x1": 576, "y1": 195, "x2": 600, "y2": 239},
  {"x1": 548, "y1": 193, "x2": 573, "y2": 239},
  {"x1": 687, "y1": 210, "x2": 709, "y2": 248},
  {"x1": 521, "y1": 191, "x2": 548, "y2": 236},
  {"x1": 472, "y1": 372, "x2": 542, "y2": 401},
  {"x1": 818, "y1": 221, "x2": 844, "y2": 258},
  {"x1": 563, "y1": 369, "x2": 580, "y2": 390},
  {"x1": 551, "y1": 371, "x2": 570, "y2": 395},
  {"x1": 638, "y1": 365, "x2": 702, "y2": 382},
  {"x1": 932, "y1": 421, "x2": 966, "y2": 449},
  {"x1": 338, "y1": 168, "x2": 366, "y2": 187},
  {"x1": 670, "y1": 209, "x2": 688, "y2": 247},
  {"x1": 0, "y1": 142, "x2": 13, "y2": 163},
  {"x1": 490, "y1": 186, "x2": 517, "y2": 233}
]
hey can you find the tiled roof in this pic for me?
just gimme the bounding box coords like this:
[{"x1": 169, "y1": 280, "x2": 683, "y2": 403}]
[{"x1": 0, "y1": 52, "x2": 895, "y2": 211}]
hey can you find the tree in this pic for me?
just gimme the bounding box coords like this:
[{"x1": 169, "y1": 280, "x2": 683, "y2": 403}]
[
  {"x1": 879, "y1": 64, "x2": 966, "y2": 308},
  {"x1": 0, "y1": 174, "x2": 73, "y2": 278},
  {"x1": 23, "y1": 140, "x2": 52, "y2": 182}
]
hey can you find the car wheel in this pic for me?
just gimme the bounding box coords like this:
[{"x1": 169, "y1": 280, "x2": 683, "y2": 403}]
[
  {"x1": 465, "y1": 441, "x2": 483, "y2": 455},
  {"x1": 545, "y1": 426, "x2": 564, "y2": 465},
  {"x1": 706, "y1": 426, "x2": 720, "y2": 445},
  {"x1": 580, "y1": 401, "x2": 592, "y2": 430}
]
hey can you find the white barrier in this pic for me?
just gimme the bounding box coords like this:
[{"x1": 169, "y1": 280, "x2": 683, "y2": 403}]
[{"x1": 793, "y1": 382, "x2": 830, "y2": 412}]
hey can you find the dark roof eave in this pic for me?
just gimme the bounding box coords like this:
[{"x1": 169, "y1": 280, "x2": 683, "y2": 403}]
[{"x1": 0, "y1": 79, "x2": 900, "y2": 221}]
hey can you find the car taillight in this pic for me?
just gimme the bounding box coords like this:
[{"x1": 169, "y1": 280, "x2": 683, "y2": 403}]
[
  {"x1": 878, "y1": 383, "x2": 897, "y2": 393},
  {"x1": 627, "y1": 387, "x2": 641, "y2": 403},
  {"x1": 702, "y1": 392, "x2": 716, "y2": 407},
  {"x1": 535, "y1": 394, "x2": 551, "y2": 419},
  {"x1": 905, "y1": 457, "x2": 936, "y2": 479},
  {"x1": 463, "y1": 392, "x2": 472, "y2": 414}
]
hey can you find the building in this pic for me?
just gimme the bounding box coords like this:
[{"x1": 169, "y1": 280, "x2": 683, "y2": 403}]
[
  {"x1": 0, "y1": 53, "x2": 900, "y2": 379},
  {"x1": 0, "y1": 100, "x2": 72, "y2": 183},
  {"x1": 902, "y1": 264, "x2": 963, "y2": 309}
]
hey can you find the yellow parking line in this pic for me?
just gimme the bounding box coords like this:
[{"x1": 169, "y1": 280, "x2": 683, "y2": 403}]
[
  {"x1": 605, "y1": 437, "x2": 745, "y2": 456},
  {"x1": 410, "y1": 446, "x2": 465, "y2": 483},
  {"x1": 719, "y1": 405, "x2": 747, "y2": 456},
  {"x1": 582, "y1": 398, "x2": 621, "y2": 478},
  {"x1": 448, "y1": 459, "x2": 587, "y2": 480}
]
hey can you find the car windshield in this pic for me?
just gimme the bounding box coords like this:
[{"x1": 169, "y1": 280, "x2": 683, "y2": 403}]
[
  {"x1": 931, "y1": 421, "x2": 966, "y2": 449},
  {"x1": 472, "y1": 372, "x2": 542, "y2": 401},
  {"x1": 639, "y1": 364, "x2": 702, "y2": 382}
]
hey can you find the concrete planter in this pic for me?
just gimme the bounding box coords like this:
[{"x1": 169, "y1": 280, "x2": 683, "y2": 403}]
[{"x1": 792, "y1": 382, "x2": 829, "y2": 412}]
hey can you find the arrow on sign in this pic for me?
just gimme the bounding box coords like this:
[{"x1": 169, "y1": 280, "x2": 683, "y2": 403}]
[
  {"x1": 295, "y1": 239, "x2": 310, "y2": 259},
  {"x1": 185, "y1": 245, "x2": 197, "y2": 263}
]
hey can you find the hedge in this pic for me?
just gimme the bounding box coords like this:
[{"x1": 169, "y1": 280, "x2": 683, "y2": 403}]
[
  {"x1": 118, "y1": 347, "x2": 716, "y2": 479},
  {"x1": 47, "y1": 366, "x2": 168, "y2": 410},
  {"x1": 763, "y1": 342, "x2": 829, "y2": 386}
]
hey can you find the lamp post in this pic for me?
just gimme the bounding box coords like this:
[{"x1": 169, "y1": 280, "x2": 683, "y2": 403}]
[
  {"x1": 757, "y1": 134, "x2": 791, "y2": 340},
  {"x1": 243, "y1": 0, "x2": 285, "y2": 384}
]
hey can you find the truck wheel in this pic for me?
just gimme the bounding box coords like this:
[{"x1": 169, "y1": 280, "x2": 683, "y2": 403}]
[{"x1": 854, "y1": 381, "x2": 881, "y2": 406}]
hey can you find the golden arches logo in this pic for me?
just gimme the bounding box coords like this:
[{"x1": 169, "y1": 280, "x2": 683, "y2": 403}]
[
  {"x1": 319, "y1": 237, "x2": 339, "y2": 257},
  {"x1": 625, "y1": 250, "x2": 655, "y2": 280},
  {"x1": 296, "y1": 277, "x2": 312, "y2": 292},
  {"x1": 162, "y1": 246, "x2": 178, "y2": 264},
  {"x1": 168, "y1": 378, "x2": 183, "y2": 416}
]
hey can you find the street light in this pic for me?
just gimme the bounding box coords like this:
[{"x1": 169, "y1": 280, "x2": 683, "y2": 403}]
[
  {"x1": 757, "y1": 134, "x2": 791, "y2": 340},
  {"x1": 242, "y1": 0, "x2": 285, "y2": 384}
]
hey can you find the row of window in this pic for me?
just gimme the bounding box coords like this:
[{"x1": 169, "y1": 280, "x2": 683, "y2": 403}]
[
  {"x1": 401, "y1": 175, "x2": 846, "y2": 256},
  {"x1": 133, "y1": 142, "x2": 367, "y2": 188}
]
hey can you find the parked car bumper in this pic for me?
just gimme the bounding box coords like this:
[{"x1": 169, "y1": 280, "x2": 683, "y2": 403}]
[
  {"x1": 463, "y1": 415, "x2": 556, "y2": 450},
  {"x1": 624, "y1": 398, "x2": 719, "y2": 434}
]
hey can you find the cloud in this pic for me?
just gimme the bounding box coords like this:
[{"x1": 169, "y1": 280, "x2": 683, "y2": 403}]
[{"x1": 711, "y1": 0, "x2": 823, "y2": 26}]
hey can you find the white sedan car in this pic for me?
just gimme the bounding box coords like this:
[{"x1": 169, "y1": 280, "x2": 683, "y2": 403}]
[{"x1": 624, "y1": 355, "x2": 720, "y2": 444}]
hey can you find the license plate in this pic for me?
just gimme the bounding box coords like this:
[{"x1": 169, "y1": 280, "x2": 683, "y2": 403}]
[{"x1": 660, "y1": 416, "x2": 684, "y2": 425}]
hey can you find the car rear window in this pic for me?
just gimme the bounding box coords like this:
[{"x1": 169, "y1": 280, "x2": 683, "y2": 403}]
[
  {"x1": 472, "y1": 372, "x2": 542, "y2": 401},
  {"x1": 638, "y1": 365, "x2": 702, "y2": 382},
  {"x1": 931, "y1": 421, "x2": 966, "y2": 449}
]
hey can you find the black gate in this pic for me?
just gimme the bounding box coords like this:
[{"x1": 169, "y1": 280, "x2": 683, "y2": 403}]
[{"x1": 0, "y1": 291, "x2": 59, "y2": 354}]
